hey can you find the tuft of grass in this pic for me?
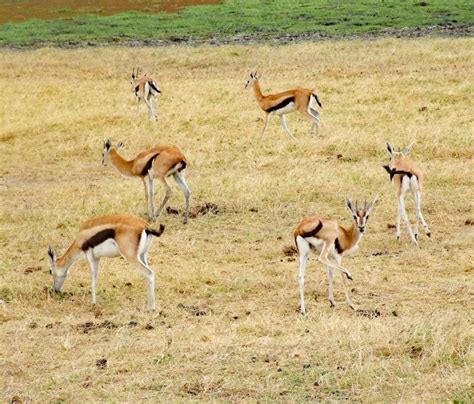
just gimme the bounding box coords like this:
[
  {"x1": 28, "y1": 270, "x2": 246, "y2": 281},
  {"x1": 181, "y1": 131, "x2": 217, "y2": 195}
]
[
  {"x1": 0, "y1": 38, "x2": 473, "y2": 401},
  {"x1": 0, "y1": 0, "x2": 472, "y2": 47}
]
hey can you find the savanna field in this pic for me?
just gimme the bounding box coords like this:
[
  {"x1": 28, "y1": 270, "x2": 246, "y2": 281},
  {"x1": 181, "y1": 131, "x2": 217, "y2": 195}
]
[{"x1": 0, "y1": 38, "x2": 473, "y2": 401}]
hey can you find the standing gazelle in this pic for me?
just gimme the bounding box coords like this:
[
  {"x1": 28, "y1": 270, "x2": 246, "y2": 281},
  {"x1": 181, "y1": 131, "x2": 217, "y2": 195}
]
[
  {"x1": 294, "y1": 197, "x2": 376, "y2": 314},
  {"x1": 102, "y1": 139, "x2": 191, "y2": 224},
  {"x1": 245, "y1": 72, "x2": 322, "y2": 141},
  {"x1": 383, "y1": 142, "x2": 431, "y2": 244},
  {"x1": 47, "y1": 215, "x2": 165, "y2": 311},
  {"x1": 130, "y1": 67, "x2": 161, "y2": 121}
]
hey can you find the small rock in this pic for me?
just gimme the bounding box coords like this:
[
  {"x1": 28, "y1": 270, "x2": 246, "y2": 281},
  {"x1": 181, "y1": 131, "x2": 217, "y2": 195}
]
[
  {"x1": 144, "y1": 323, "x2": 154, "y2": 330},
  {"x1": 96, "y1": 358, "x2": 107, "y2": 369}
]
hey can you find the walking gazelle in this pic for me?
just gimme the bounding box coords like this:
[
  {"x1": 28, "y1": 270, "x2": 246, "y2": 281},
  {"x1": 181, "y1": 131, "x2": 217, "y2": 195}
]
[
  {"x1": 294, "y1": 197, "x2": 377, "y2": 314},
  {"x1": 102, "y1": 139, "x2": 191, "y2": 224},
  {"x1": 130, "y1": 68, "x2": 161, "y2": 121},
  {"x1": 245, "y1": 72, "x2": 322, "y2": 141},
  {"x1": 383, "y1": 142, "x2": 431, "y2": 244},
  {"x1": 47, "y1": 215, "x2": 165, "y2": 311}
]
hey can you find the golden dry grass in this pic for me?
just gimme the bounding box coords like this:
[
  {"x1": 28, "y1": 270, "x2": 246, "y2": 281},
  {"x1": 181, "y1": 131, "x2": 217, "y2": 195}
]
[{"x1": 1, "y1": 38, "x2": 473, "y2": 402}]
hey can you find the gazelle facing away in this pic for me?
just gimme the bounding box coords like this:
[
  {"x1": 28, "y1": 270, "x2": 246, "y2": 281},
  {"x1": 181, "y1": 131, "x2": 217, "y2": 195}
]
[
  {"x1": 383, "y1": 142, "x2": 431, "y2": 244},
  {"x1": 130, "y1": 67, "x2": 161, "y2": 121},
  {"x1": 102, "y1": 139, "x2": 191, "y2": 224},
  {"x1": 47, "y1": 215, "x2": 165, "y2": 311},
  {"x1": 245, "y1": 71, "x2": 322, "y2": 141},
  {"x1": 294, "y1": 197, "x2": 376, "y2": 314}
]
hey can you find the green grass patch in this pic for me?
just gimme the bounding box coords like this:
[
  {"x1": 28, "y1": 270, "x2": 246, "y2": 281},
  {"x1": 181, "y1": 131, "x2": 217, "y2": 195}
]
[{"x1": 0, "y1": 0, "x2": 472, "y2": 47}]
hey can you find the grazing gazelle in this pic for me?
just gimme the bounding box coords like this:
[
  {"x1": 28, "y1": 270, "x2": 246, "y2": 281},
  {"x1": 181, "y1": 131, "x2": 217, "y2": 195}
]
[
  {"x1": 47, "y1": 215, "x2": 165, "y2": 311},
  {"x1": 294, "y1": 197, "x2": 377, "y2": 314},
  {"x1": 102, "y1": 139, "x2": 191, "y2": 224},
  {"x1": 383, "y1": 142, "x2": 431, "y2": 244},
  {"x1": 130, "y1": 67, "x2": 161, "y2": 121},
  {"x1": 245, "y1": 71, "x2": 322, "y2": 141}
]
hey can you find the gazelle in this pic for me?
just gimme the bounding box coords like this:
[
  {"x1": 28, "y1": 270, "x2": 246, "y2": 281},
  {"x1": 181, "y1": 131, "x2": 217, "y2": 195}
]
[
  {"x1": 294, "y1": 197, "x2": 377, "y2": 314},
  {"x1": 130, "y1": 67, "x2": 161, "y2": 121},
  {"x1": 245, "y1": 71, "x2": 322, "y2": 141},
  {"x1": 102, "y1": 139, "x2": 191, "y2": 224},
  {"x1": 383, "y1": 142, "x2": 431, "y2": 244},
  {"x1": 47, "y1": 215, "x2": 165, "y2": 311}
]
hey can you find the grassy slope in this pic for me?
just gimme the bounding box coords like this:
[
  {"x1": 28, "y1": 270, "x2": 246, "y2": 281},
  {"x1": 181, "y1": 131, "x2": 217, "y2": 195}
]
[
  {"x1": 0, "y1": 38, "x2": 473, "y2": 401},
  {"x1": 0, "y1": 0, "x2": 473, "y2": 46}
]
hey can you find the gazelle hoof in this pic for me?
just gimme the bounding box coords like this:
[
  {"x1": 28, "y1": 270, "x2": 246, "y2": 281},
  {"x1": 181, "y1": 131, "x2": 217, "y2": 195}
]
[
  {"x1": 329, "y1": 300, "x2": 336, "y2": 307},
  {"x1": 345, "y1": 273, "x2": 353, "y2": 281},
  {"x1": 414, "y1": 234, "x2": 418, "y2": 240},
  {"x1": 427, "y1": 232, "x2": 431, "y2": 238},
  {"x1": 300, "y1": 308, "x2": 307, "y2": 315}
]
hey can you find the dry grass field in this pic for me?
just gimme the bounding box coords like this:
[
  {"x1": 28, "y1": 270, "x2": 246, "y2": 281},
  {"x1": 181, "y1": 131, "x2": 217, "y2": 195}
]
[{"x1": 1, "y1": 38, "x2": 473, "y2": 402}]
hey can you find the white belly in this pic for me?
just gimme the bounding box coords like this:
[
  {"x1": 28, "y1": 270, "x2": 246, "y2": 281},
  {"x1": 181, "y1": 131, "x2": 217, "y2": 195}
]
[
  {"x1": 274, "y1": 102, "x2": 296, "y2": 116},
  {"x1": 92, "y1": 239, "x2": 121, "y2": 258}
]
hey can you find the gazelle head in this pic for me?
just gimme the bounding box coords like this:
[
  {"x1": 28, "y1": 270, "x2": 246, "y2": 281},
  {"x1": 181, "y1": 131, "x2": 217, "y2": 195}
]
[
  {"x1": 47, "y1": 245, "x2": 67, "y2": 293},
  {"x1": 102, "y1": 139, "x2": 124, "y2": 166},
  {"x1": 386, "y1": 142, "x2": 414, "y2": 168},
  {"x1": 130, "y1": 67, "x2": 141, "y2": 86},
  {"x1": 346, "y1": 197, "x2": 377, "y2": 234},
  {"x1": 245, "y1": 71, "x2": 259, "y2": 89}
]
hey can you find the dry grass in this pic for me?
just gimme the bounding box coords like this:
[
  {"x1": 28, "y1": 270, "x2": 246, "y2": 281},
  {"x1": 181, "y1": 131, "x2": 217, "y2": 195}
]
[{"x1": 1, "y1": 38, "x2": 473, "y2": 402}]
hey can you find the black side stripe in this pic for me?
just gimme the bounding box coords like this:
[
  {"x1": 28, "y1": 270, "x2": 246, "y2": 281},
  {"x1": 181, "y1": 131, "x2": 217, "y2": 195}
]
[
  {"x1": 266, "y1": 96, "x2": 295, "y2": 113},
  {"x1": 334, "y1": 238, "x2": 343, "y2": 254},
  {"x1": 383, "y1": 166, "x2": 416, "y2": 181},
  {"x1": 301, "y1": 221, "x2": 323, "y2": 239},
  {"x1": 140, "y1": 152, "x2": 161, "y2": 176},
  {"x1": 81, "y1": 229, "x2": 115, "y2": 251}
]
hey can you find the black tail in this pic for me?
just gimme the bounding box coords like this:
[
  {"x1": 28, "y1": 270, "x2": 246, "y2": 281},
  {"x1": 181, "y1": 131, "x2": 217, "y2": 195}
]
[
  {"x1": 146, "y1": 224, "x2": 165, "y2": 238},
  {"x1": 177, "y1": 160, "x2": 187, "y2": 172},
  {"x1": 312, "y1": 93, "x2": 322, "y2": 108},
  {"x1": 148, "y1": 80, "x2": 161, "y2": 94}
]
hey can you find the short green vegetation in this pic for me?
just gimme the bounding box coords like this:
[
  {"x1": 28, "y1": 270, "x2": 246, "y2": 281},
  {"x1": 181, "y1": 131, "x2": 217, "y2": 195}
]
[{"x1": 0, "y1": 0, "x2": 472, "y2": 47}]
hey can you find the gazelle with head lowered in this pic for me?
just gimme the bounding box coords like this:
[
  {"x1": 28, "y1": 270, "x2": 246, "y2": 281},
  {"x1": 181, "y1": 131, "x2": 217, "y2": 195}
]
[
  {"x1": 245, "y1": 71, "x2": 322, "y2": 141},
  {"x1": 47, "y1": 215, "x2": 165, "y2": 311},
  {"x1": 383, "y1": 142, "x2": 431, "y2": 244},
  {"x1": 294, "y1": 197, "x2": 377, "y2": 314},
  {"x1": 102, "y1": 139, "x2": 191, "y2": 224},
  {"x1": 130, "y1": 67, "x2": 161, "y2": 121}
]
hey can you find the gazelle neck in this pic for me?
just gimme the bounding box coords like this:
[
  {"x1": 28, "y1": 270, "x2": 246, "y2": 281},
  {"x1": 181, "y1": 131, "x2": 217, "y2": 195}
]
[
  {"x1": 57, "y1": 243, "x2": 83, "y2": 272},
  {"x1": 109, "y1": 149, "x2": 134, "y2": 176},
  {"x1": 338, "y1": 223, "x2": 363, "y2": 253},
  {"x1": 252, "y1": 80, "x2": 264, "y2": 103}
]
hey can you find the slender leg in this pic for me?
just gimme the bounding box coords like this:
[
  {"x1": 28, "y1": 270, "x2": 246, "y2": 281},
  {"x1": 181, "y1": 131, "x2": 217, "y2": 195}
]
[
  {"x1": 416, "y1": 191, "x2": 431, "y2": 237},
  {"x1": 296, "y1": 237, "x2": 310, "y2": 314},
  {"x1": 411, "y1": 187, "x2": 419, "y2": 241},
  {"x1": 143, "y1": 175, "x2": 155, "y2": 221},
  {"x1": 280, "y1": 115, "x2": 298, "y2": 142},
  {"x1": 317, "y1": 242, "x2": 353, "y2": 280},
  {"x1": 135, "y1": 260, "x2": 156, "y2": 311},
  {"x1": 86, "y1": 252, "x2": 100, "y2": 305},
  {"x1": 155, "y1": 178, "x2": 172, "y2": 218},
  {"x1": 261, "y1": 112, "x2": 273, "y2": 137},
  {"x1": 173, "y1": 171, "x2": 191, "y2": 224},
  {"x1": 307, "y1": 108, "x2": 320, "y2": 136},
  {"x1": 396, "y1": 197, "x2": 402, "y2": 241},
  {"x1": 399, "y1": 196, "x2": 417, "y2": 244},
  {"x1": 148, "y1": 94, "x2": 157, "y2": 121},
  {"x1": 327, "y1": 266, "x2": 335, "y2": 307},
  {"x1": 335, "y1": 255, "x2": 355, "y2": 310}
]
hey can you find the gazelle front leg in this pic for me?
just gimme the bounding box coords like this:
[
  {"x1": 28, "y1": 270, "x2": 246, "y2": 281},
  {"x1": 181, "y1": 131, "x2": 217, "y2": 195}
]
[
  {"x1": 280, "y1": 115, "x2": 298, "y2": 142},
  {"x1": 86, "y1": 251, "x2": 100, "y2": 305},
  {"x1": 335, "y1": 255, "x2": 355, "y2": 310},
  {"x1": 296, "y1": 237, "x2": 310, "y2": 314},
  {"x1": 317, "y1": 242, "x2": 353, "y2": 280},
  {"x1": 326, "y1": 266, "x2": 335, "y2": 307},
  {"x1": 261, "y1": 112, "x2": 273, "y2": 138},
  {"x1": 398, "y1": 195, "x2": 417, "y2": 244},
  {"x1": 143, "y1": 175, "x2": 155, "y2": 221}
]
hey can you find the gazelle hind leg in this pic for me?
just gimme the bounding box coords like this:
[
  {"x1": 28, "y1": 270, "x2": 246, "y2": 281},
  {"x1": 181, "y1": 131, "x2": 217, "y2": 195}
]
[
  {"x1": 416, "y1": 191, "x2": 431, "y2": 237},
  {"x1": 155, "y1": 177, "x2": 172, "y2": 218},
  {"x1": 280, "y1": 115, "x2": 298, "y2": 142},
  {"x1": 173, "y1": 171, "x2": 191, "y2": 224},
  {"x1": 399, "y1": 195, "x2": 417, "y2": 244},
  {"x1": 411, "y1": 187, "x2": 419, "y2": 240},
  {"x1": 296, "y1": 236, "x2": 310, "y2": 314},
  {"x1": 306, "y1": 108, "x2": 320, "y2": 136},
  {"x1": 327, "y1": 266, "x2": 335, "y2": 307}
]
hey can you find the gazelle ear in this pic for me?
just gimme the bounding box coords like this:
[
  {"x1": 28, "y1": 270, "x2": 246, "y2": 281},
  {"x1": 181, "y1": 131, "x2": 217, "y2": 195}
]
[
  {"x1": 345, "y1": 198, "x2": 354, "y2": 213},
  {"x1": 386, "y1": 142, "x2": 394, "y2": 155},
  {"x1": 104, "y1": 138, "x2": 112, "y2": 150},
  {"x1": 47, "y1": 245, "x2": 56, "y2": 262},
  {"x1": 116, "y1": 141, "x2": 125, "y2": 149},
  {"x1": 367, "y1": 197, "x2": 378, "y2": 214},
  {"x1": 403, "y1": 142, "x2": 414, "y2": 156}
]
